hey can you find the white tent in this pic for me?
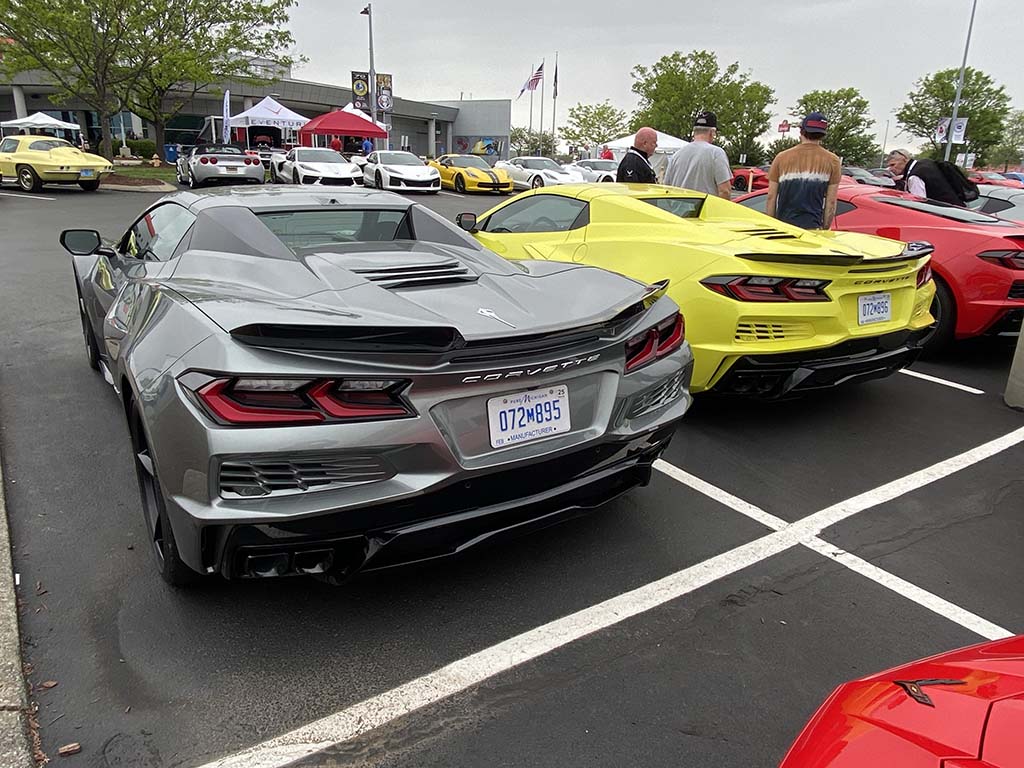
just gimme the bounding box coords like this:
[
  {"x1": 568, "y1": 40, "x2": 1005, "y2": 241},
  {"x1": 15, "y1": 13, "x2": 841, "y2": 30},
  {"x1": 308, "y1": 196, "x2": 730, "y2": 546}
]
[
  {"x1": 0, "y1": 112, "x2": 82, "y2": 132},
  {"x1": 606, "y1": 130, "x2": 688, "y2": 181},
  {"x1": 229, "y1": 96, "x2": 309, "y2": 129}
]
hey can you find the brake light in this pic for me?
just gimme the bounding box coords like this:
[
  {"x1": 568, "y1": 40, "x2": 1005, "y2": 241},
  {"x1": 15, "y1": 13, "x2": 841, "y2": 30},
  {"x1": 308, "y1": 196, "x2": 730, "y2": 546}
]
[
  {"x1": 199, "y1": 156, "x2": 209, "y2": 164},
  {"x1": 700, "y1": 276, "x2": 831, "y2": 302},
  {"x1": 209, "y1": 156, "x2": 218, "y2": 165},
  {"x1": 187, "y1": 376, "x2": 412, "y2": 426},
  {"x1": 916, "y1": 264, "x2": 933, "y2": 288},
  {"x1": 978, "y1": 250, "x2": 1024, "y2": 270},
  {"x1": 625, "y1": 312, "x2": 686, "y2": 373}
]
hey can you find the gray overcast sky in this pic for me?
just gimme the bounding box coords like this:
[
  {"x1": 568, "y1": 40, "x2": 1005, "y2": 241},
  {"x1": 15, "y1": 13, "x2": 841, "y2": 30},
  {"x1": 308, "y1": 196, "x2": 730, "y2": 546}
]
[{"x1": 288, "y1": 0, "x2": 1021, "y2": 150}]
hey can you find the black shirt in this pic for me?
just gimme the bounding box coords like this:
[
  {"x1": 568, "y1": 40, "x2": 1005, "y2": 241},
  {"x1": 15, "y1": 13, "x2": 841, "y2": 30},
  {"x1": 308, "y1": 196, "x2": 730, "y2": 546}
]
[{"x1": 616, "y1": 147, "x2": 657, "y2": 184}]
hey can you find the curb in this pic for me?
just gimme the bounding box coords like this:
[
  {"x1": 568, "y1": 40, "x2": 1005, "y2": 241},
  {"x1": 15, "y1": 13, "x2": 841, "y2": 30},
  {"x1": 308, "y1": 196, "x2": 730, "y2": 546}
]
[
  {"x1": 0, "y1": 446, "x2": 33, "y2": 767},
  {"x1": 100, "y1": 181, "x2": 178, "y2": 193}
]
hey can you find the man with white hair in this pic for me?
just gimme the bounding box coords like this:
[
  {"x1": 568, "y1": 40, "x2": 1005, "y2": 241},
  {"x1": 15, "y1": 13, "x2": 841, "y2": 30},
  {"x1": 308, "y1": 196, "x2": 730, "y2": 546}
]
[
  {"x1": 663, "y1": 111, "x2": 732, "y2": 198},
  {"x1": 616, "y1": 127, "x2": 658, "y2": 184},
  {"x1": 886, "y1": 149, "x2": 963, "y2": 205}
]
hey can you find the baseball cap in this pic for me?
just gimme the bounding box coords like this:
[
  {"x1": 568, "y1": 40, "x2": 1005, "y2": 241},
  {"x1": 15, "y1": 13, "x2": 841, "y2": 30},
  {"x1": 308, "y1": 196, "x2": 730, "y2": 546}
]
[
  {"x1": 694, "y1": 111, "x2": 718, "y2": 129},
  {"x1": 801, "y1": 112, "x2": 828, "y2": 134}
]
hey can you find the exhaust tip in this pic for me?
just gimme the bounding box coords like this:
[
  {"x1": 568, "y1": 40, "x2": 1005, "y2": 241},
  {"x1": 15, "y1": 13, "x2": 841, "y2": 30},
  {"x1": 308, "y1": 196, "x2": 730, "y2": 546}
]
[
  {"x1": 245, "y1": 553, "x2": 290, "y2": 578},
  {"x1": 294, "y1": 549, "x2": 334, "y2": 575}
]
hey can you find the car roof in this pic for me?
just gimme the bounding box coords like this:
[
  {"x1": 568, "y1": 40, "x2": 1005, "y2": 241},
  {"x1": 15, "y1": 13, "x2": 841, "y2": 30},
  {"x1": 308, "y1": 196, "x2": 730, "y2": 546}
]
[
  {"x1": 10, "y1": 134, "x2": 72, "y2": 141},
  {"x1": 162, "y1": 185, "x2": 412, "y2": 213},
  {"x1": 533, "y1": 183, "x2": 706, "y2": 201},
  {"x1": 978, "y1": 184, "x2": 1024, "y2": 201}
]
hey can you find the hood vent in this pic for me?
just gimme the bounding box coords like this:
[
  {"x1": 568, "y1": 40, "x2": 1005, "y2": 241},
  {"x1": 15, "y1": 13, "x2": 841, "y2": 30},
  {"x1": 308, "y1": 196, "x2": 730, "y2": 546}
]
[
  {"x1": 728, "y1": 226, "x2": 799, "y2": 241},
  {"x1": 351, "y1": 259, "x2": 477, "y2": 289}
]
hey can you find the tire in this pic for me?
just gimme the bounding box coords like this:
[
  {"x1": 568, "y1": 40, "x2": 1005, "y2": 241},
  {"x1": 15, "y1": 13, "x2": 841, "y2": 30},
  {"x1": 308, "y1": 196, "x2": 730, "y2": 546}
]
[
  {"x1": 77, "y1": 288, "x2": 100, "y2": 371},
  {"x1": 732, "y1": 175, "x2": 747, "y2": 191},
  {"x1": 128, "y1": 405, "x2": 203, "y2": 588},
  {"x1": 454, "y1": 174, "x2": 467, "y2": 193},
  {"x1": 375, "y1": 170, "x2": 384, "y2": 190},
  {"x1": 79, "y1": 180, "x2": 100, "y2": 191},
  {"x1": 922, "y1": 276, "x2": 956, "y2": 352},
  {"x1": 531, "y1": 175, "x2": 544, "y2": 189},
  {"x1": 188, "y1": 170, "x2": 199, "y2": 189},
  {"x1": 17, "y1": 165, "x2": 41, "y2": 193},
  {"x1": 600, "y1": 175, "x2": 614, "y2": 182},
  {"x1": 293, "y1": 170, "x2": 300, "y2": 185},
  {"x1": 175, "y1": 164, "x2": 184, "y2": 184}
]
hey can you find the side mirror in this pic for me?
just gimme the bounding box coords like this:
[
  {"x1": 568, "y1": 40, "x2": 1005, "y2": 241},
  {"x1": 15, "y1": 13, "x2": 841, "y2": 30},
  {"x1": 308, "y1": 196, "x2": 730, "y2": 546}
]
[
  {"x1": 60, "y1": 229, "x2": 101, "y2": 256},
  {"x1": 456, "y1": 213, "x2": 478, "y2": 232}
]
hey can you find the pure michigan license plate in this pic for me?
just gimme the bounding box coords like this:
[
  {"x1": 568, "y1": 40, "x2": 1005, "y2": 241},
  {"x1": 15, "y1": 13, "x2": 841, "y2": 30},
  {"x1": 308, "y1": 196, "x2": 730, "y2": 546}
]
[
  {"x1": 487, "y1": 385, "x2": 570, "y2": 449},
  {"x1": 858, "y1": 292, "x2": 892, "y2": 325},
  {"x1": 80, "y1": 169, "x2": 94, "y2": 178}
]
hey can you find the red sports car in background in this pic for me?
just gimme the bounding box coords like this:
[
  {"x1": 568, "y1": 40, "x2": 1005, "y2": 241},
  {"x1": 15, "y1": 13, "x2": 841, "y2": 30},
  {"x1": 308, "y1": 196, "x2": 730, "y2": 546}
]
[
  {"x1": 968, "y1": 171, "x2": 1024, "y2": 189},
  {"x1": 736, "y1": 185, "x2": 1024, "y2": 347},
  {"x1": 731, "y1": 166, "x2": 770, "y2": 191},
  {"x1": 780, "y1": 636, "x2": 1024, "y2": 768}
]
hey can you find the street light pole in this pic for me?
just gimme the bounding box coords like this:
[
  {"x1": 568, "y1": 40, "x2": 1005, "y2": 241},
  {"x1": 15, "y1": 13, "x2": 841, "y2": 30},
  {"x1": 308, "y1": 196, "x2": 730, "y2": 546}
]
[
  {"x1": 362, "y1": 3, "x2": 379, "y2": 150},
  {"x1": 944, "y1": 0, "x2": 978, "y2": 162}
]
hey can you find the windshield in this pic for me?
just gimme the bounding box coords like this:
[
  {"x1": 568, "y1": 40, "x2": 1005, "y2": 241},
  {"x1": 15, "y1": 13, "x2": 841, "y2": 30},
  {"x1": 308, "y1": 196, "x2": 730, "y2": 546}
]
[
  {"x1": 585, "y1": 160, "x2": 619, "y2": 170},
  {"x1": 196, "y1": 145, "x2": 242, "y2": 155},
  {"x1": 297, "y1": 149, "x2": 347, "y2": 163},
  {"x1": 380, "y1": 152, "x2": 423, "y2": 166},
  {"x1": 844, "y1": 168, "x2": 872, "y2": 178},
  {"x1": 525, "y1": 158, "x2": 563, "y2": 171},
  {"x1": 28, "y1": 139, "x2": 73, "y2": 151},
  {"x1": 981, "y1": 172, "x2": 1007, "y2": 180},
  {"x1": 876, "y1": 197, "x2": 1014, "y2": 225},
  {"x1": 449, "y1": 156, "x2": 490, "y2": 169}
]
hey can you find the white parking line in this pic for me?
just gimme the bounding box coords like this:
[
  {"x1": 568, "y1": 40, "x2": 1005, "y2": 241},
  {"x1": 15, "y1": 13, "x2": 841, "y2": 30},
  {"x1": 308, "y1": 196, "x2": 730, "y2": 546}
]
[
  {"x1": 899, "y1": 368, "x2": 984, "y2": 394},
  {"x1": 438, "y1": 191, "x2": 465, "y2": 198},
  {"x1": 0, "y1": 191, "x2": 55, "y2": 201},
  {"x1": 199, "y1": 425, "x2": 1024, "y2": 768}
]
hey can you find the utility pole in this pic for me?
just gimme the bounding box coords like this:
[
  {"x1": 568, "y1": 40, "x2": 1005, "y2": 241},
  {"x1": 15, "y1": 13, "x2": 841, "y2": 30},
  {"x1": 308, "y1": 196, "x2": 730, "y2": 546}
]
[
  {"x1": 880, "y1": 119, "x2": 889, "y2": 166},
  {"x1": 945, "y1": 0, "x2": 978, "y2": 161},
  {"x1": 362, "y1": 4, "x2": 379, "y2": 150}
]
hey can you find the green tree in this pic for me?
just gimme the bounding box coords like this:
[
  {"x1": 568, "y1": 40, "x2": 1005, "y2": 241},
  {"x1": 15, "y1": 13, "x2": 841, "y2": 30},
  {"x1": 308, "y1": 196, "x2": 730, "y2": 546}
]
[
  {"x1": 509, "y1": 127, "x2": 556, "y2": 157},
  {"x1": 990, "y1": 110, "x2": 1024, "y2": 171},
  {"x1": 122, "y1": 0, "x2": 299, "y2": 159},
  {"x1": 765, "y1": 135, "x2": 799, "y2": 160},
  {"x1": 629, "y1": 49, "x2": 775, "y2": 149},
  {"x1": 0, "y1": 0, "x2": 165, "y2": 159},
  {"x1": 560, "y1": 100, "x2": 630, "y2": 150},
  {"x1": 793, "y1": 87, "x2": 878, "y2": 165},
  {"x1": 896, "y1": 67, "x2": 1011, "y2": 165}
]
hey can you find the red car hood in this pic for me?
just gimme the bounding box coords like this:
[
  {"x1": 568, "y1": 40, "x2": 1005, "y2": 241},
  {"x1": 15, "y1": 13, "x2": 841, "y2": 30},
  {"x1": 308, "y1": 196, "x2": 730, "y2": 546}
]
[{"x1": 780, "y1": 636, "x2": 1024, "y2": 768}]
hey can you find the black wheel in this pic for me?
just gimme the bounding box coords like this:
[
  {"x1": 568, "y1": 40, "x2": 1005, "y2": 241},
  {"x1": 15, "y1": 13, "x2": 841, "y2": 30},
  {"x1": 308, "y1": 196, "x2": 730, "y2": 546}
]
[
  {"x1": 531, "y1": 175, "x2": 544, "y2": 189},
  {"x1": 129, "y1": 405, "x2": 202, "y2": 588},
  {"x1": 188, "y1": 170, "x2": 199, "y2": 189},
  {"x1": 600, "y1": 175, "x2": 614, "y2": 182},
  {"x1": 922, "y1": 276, "x2": 956, "y2": 352},
  {"x1": 732, "y1": 175, "x2": 747, "y2": 191},
  {"x1": 77, "y1": 288, "x2": 100, "y2": 371},
  {"x1": 293, "y1": 170, "x2": 300, "y2": 184},
  {"x1": 375, "y1": 171, "x2": 384, "y2": 190},
  {"x1": 175, "y1": 164, "x2": 185, "y2": 184},
  {"x1": 79, "y1": 180, "x2": 100, "y2": 191},
  {"x1": 17, "y1": 165, "x2": 41, "y2": 193},
  {"x1": 454, "y1": 174, "x2": 467, "y2": 193}
]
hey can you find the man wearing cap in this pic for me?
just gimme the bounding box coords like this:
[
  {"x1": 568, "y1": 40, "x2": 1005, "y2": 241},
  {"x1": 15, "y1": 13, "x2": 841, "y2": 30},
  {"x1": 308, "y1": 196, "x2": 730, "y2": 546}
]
[
  {"x1": 616, "y1": 127, "x2": 658, "y2": 184},
  {"x1": 766, "y1": 112, "x2": 842, "y2": 229},
  {"x1": 663, "y1": 111, "x2": 732, "y2": 198}
]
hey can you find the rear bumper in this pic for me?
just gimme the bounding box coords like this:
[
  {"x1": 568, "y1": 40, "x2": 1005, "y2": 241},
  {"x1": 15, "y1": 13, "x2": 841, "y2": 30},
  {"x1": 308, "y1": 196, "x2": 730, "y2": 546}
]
[
  {"x1": 206, "y1": 424, "x2": 677, "y2": 579},
  {"x1": 713, "y1": 328, "x2": 927, "y2": 398}
]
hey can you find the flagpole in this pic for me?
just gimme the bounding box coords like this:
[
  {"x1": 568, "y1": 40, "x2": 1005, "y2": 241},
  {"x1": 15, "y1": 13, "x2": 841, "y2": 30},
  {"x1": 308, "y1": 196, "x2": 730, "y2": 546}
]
[
  {"x1": 551, "y1": 52, "x2": 558, "y2": 147},
  {"x1": 538, "y1": 59, "x2": 545, "y2": 155},
  {"x1": 529, "y1": 64, "x2": 534, "y2": 135}
]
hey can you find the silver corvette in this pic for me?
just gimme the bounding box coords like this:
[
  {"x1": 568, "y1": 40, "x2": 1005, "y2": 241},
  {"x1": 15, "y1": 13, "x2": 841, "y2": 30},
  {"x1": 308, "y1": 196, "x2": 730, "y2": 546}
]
[
  {"x1": 62, "y1": 187, "x2": 693, "y2": 586},
  {"x1": 174, "y1": 143, "x2": 265, "y2": 188}
]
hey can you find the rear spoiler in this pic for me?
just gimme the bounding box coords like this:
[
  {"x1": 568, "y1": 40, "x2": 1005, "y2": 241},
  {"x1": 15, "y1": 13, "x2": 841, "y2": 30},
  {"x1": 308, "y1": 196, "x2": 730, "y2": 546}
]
[
  {"x1": 737, "y1": 240, "x2": 934, "y2": 267},
  {"x1": 231, "y1": 324, "x2": 463, "y2": 353}
]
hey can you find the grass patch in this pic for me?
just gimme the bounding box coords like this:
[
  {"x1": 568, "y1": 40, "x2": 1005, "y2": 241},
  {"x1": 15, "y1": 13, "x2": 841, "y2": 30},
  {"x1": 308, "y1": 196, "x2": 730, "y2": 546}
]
[{"x1": 108, "y1": 165, "x2": 179, "y2": 183}]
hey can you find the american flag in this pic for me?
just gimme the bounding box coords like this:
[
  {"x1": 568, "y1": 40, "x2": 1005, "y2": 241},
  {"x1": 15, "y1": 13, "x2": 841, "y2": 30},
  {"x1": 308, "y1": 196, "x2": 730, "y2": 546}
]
[{"x1": 517, "y1": 63, "x2": 544, "y2": 100}]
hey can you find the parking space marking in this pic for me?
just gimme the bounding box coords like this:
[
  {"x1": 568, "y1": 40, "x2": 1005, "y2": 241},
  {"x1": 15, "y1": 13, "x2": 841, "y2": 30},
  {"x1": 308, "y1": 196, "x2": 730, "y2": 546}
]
[
  {"x1": 439, "y1": 191, "x2": 465, "y2": 198},
  {"x1": 0, "y1": 191, "x2": 55, "y2": 201},
  {"x1": 199, "y1": 426, "x2": 1024, "y2": 768},
  {"x1": 899, "y1": 368, "x2": 985, "y2": 395}
]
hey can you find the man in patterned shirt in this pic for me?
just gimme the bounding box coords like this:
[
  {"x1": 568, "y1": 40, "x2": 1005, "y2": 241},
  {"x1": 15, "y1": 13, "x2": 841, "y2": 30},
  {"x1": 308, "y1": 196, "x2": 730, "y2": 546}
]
[{"x1": 766, "y1": 112, "x2": 842, "y2": 229}]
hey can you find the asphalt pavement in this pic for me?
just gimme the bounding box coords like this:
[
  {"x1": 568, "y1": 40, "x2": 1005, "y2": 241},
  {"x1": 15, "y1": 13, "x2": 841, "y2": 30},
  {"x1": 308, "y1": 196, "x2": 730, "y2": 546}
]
[{"x1": 0, "y1": 182, "x2": 1021, "y2": 768}]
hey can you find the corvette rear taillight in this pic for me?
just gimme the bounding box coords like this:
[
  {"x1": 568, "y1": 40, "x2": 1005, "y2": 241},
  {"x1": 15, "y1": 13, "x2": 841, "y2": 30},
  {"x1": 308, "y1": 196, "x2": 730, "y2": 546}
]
[
  {"x1": 209, "y1": 156, "x2": 218, "y2": 165},
  {"x1": 187, "y1": 375, "x2": 412, "y2": 426},
  {"x1": 916, "y1": 264, "x2": 933, "y2": 288},
  {"x1": 625, "y1": 312, "x2": 686, "y2": 373},
  {"x1": 199, "y1": 156, "x2": 209, "y2": 164},
  {"x1": 701, "y1": 276, "x2": 831, "y2": 302},
  {"x1": 978, "y1": 250, "x2": 1024, "y2": 270}
]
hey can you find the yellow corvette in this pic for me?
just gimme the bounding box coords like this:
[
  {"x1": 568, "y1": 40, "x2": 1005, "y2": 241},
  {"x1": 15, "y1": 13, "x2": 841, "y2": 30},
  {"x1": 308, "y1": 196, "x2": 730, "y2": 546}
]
[
  {"x1": 0, "y1": 134, "x2": 113, "y2": 192},
  {"x1": 428, "y1": 154, "x2": 514, "y2": 194},
  {"x1": 458, "y1": 184, "x2": 936, "y2": 397}
]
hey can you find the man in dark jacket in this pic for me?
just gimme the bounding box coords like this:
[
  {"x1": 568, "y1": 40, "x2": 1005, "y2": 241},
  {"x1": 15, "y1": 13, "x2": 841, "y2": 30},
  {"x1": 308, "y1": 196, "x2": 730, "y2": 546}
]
[
  {"x1": 886, "y1": 149, "x2": 961, "y2": 205},
  {"x1": 616, "y1": 127, "x2": 658, "y2": 183}
]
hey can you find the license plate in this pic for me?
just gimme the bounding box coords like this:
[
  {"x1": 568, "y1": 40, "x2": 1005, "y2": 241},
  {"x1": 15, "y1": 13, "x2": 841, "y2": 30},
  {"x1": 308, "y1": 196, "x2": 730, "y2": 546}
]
[
  {"x1": 225, "y1": 167, "x2": 238, "y2": 173},
  {"x1": 487, "y1": 385, "x2": 570, "y2": 449},
  {"x1": 80, "y1": 169, "x2": 94, "y2": 178},
  {"x1": 858, "y1": 292, "x2": 892, "y2": 325}
]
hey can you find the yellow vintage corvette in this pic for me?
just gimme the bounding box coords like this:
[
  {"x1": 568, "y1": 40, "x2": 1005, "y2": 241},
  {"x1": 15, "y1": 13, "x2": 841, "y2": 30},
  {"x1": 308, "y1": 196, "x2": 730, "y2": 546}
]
[
  {"x1": 460, "y1": 184, "x2": 936, "y2": 397},
  {"x1": 0, "y1": 134, "x2": 113, "y2": 192},
  {"x1": 428, "y1": 154, "x2": 514, "y2": 194}
]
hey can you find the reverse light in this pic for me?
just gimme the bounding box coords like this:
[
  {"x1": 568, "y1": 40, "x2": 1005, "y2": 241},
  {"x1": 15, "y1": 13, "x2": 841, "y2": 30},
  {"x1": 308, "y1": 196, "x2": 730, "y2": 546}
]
[
  {"x1": 186, "y1": 375, "x2": 413, "y2": 426},
  {"x1": 978, "y1": 250, "x2": 1024, "y2": 270},
  {"x1": 701, "y1": 275, "x2": 831, "y2": 302},
  {"x1": 625, "y1": 312, "x2": 686, "y2": 373},
  {"x1": 916, "y1": 264, "x2": 933, "y2": 288}
]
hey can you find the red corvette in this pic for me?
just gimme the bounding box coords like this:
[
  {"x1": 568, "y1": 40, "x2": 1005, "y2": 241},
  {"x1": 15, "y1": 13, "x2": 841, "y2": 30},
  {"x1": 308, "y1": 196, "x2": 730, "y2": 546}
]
[
  {"x1": 968, "y1": 171, "x2": 1024, "y2": 189},
  {"x1": 736, "y1": 185, "x2": 1024, "y2": 347},
  {"x1": 780, "y1": 636, "x2": 1024, "y2": 768},
  {"x1": 731, "y1": 166, "x2": 770, "y2": 191}
]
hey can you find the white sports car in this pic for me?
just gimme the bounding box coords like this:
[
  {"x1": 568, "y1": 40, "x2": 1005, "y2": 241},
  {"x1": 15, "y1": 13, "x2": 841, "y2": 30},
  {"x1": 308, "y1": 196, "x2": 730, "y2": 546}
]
[
  {"x1": 362, "y1": 150, "x2": 440, "y2": 193},
  {"x1": 563, "y1": 158, "x2": 619, "y2": 183},
  {"x1": 269, "y1": 147, "x2": 363, "y2": 186},
  {"x1": 496, "y1": 157, "x2": 585, "y2": 190}
]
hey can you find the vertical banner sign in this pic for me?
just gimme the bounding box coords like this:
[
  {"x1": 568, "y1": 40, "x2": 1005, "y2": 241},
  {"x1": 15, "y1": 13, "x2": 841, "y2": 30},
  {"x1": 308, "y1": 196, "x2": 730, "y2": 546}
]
[
  {"x1": 951, "y1": 117, "x2": 969, "y2": 144},
  {"x1": 351, "y1": 71, "x2": 370, "y2": 113},
  {"x1": 935, "y1": 117, "x2": 951, "y2": 144},
  {"x1": 222, "y1": 90, "x2": 231, "y2": 143},
  {"x1": 376, "y1": 73, "x2": 393, "y2": 113}
]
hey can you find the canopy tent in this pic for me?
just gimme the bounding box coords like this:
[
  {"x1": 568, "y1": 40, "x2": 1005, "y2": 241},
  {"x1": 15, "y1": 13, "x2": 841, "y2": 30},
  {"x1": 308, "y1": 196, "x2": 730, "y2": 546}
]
[
  {"x1": 605, "y1": 130, "x2": 688, "y2": 181},
  {"x1": 297, "y1": 107, "x2": 387, "y2": 147},
  {"x1": 229, "y1": 96, "x2": 309, "y2": 129},
  {"x1": 340, "y1": 103, "x2": 388, "y2": 131},
  {"x1": 0, "y1": 112, "x2": 82, "y2": 132}
]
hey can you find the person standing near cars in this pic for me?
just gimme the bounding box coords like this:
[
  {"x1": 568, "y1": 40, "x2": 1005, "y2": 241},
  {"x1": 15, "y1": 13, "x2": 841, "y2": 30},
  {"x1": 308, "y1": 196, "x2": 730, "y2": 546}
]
[
  {"x1": 766, "y1": 112, "x2": 842, "y2": 229},
  {"x1": 599, "y1": 144, "x2": 614, "y2": 160},
  {"x1": 330, "y1": 136, "x2": 342, "y2": 152},
  {"x1": 885, "y1": 149, "x2": 964, "y2": 205},
  {"x1": 663, "y1": 111, "x2": 732, "y2": 198},
  {"x1": 361, "y1": 136, "x2": 373, "y2": 154},
  {"x1": 616, "y1": 127, "x2": 658, "y2": 184}
]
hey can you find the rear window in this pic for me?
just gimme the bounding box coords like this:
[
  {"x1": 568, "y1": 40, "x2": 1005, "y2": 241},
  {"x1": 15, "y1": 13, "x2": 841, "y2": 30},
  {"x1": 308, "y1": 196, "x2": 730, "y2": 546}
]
[
  {"x1": 29, "y1": 139, "x2": 72, "y2": 151},
  {"x1": 259, "y1": 209, "x2": 412, "y2": 251},
  {"x1": 196, "y1": 144, "x2": 242, "y2": 155},
  {"x1": 875, "y1": 197, "x2": 1014, "y2": 226},
  {"x1": 641, "y1": 197, "x2": 705, "y2": 219}
]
